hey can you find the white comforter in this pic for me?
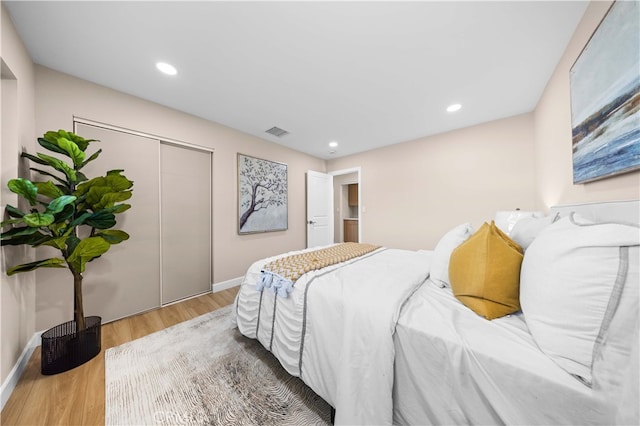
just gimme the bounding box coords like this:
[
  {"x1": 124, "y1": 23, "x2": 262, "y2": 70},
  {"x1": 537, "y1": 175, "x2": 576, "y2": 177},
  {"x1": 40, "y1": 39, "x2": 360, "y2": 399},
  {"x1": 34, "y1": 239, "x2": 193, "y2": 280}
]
[
  {"x1": 393, "y1": 280, "x2": 615, "y2": 425},
  {"x1": 234, "y1": 246, "x2": 432, "y2": 425}
]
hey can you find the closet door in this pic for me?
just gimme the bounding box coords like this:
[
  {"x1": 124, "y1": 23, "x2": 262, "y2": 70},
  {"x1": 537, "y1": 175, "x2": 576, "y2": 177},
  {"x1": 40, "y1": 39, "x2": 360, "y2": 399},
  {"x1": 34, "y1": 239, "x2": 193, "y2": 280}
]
[
  {"x1": 72, "y1": 123, "x2": 161, "y2": 321},
  {"x1": 160, "y1": 142, "x2": 212, "y2": 304}
]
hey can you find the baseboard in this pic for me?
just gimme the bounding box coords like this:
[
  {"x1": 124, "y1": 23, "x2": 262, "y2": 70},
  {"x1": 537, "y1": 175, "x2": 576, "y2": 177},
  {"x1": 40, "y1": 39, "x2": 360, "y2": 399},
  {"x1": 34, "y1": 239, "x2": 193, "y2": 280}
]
[
  {"x1": 212, "y1": 276, "x2": 242, "y2": 293},
  {"x1": 0, "y1": 331, "x2": 41, "y2": 411}
]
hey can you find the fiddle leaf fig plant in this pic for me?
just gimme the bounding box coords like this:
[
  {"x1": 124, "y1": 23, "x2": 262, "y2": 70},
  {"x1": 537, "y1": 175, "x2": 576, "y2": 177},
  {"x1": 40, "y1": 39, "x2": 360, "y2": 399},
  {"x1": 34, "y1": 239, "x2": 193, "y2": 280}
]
[{"x1": 0, "y1": 130, "x2": 133, "y2": 330}]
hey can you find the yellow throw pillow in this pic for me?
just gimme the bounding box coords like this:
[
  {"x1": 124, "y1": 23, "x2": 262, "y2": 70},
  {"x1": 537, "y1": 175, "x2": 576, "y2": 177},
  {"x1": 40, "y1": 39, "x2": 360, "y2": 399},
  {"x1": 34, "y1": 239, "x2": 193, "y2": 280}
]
[{"x1": 448, "y1": 221, "x2": 524, "y2": 320}]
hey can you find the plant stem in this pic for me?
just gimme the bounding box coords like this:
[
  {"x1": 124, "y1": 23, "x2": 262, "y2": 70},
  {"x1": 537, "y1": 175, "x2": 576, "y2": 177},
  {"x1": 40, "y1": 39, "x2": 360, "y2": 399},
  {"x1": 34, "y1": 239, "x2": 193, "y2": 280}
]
[{"x1": 71, "y1": 268, "x2": 86, "y2": 331}]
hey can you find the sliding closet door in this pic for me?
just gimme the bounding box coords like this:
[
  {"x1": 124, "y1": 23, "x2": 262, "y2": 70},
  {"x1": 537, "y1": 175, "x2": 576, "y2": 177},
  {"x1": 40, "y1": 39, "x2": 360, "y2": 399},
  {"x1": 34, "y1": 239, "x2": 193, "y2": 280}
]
[
  {"x1": 74, "y1": 123, "x2": 161, "y2": 321},
  {"x1": 160, "y1": 142, "x2": 212, "y2": 304}
]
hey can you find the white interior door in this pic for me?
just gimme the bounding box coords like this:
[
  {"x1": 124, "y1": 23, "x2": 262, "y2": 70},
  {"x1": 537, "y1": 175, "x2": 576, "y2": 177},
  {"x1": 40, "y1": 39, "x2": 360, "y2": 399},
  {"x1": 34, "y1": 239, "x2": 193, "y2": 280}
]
[{"x1": 306, "y1": 170, "x2": 333, "y2": 248}]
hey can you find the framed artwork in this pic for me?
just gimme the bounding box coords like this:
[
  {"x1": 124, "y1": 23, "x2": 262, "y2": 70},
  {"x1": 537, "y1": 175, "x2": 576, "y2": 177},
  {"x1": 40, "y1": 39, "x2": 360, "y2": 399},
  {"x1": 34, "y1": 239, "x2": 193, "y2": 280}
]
[
  {"x1": 570, "y1": 0, "x2": 640, "y2": 184},
  {"x1": 237, "y1": 153, "x2": 288, "y2": 234}
]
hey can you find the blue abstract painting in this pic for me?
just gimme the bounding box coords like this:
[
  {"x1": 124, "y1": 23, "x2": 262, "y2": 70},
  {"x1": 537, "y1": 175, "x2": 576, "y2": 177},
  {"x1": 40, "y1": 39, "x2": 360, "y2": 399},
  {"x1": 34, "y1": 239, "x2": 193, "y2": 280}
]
[{"x1": 570, "y1": 0, "x2": 640, "y2": 184}]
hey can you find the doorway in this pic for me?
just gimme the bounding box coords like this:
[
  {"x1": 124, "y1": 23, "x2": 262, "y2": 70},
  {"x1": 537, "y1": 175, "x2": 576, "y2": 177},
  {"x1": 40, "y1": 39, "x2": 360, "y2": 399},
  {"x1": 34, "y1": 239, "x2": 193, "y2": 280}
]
[
  {"x1": 331, "y1": 167, "x2": 361, "y2": 244},
  {"x1": 305, "y1": 167, "x2": 362, "y2": 248}
]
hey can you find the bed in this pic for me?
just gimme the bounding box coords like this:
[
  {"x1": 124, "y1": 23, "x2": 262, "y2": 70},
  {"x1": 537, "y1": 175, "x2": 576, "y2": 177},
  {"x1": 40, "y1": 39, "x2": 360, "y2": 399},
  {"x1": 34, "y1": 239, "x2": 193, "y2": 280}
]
[
  {"x1": 233, "y1": 200, "x2": 639, "y2": 425},
  {"x1": 234, "y1": 246, "x2": 432, "y2": 424}
]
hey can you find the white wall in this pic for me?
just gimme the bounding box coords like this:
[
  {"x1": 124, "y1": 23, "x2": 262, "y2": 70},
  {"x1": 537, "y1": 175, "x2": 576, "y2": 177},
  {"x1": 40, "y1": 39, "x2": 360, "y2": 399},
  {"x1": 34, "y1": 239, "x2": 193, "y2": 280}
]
[{"x1": 0, "y1": 2, "x2": 37, "y2": 385}]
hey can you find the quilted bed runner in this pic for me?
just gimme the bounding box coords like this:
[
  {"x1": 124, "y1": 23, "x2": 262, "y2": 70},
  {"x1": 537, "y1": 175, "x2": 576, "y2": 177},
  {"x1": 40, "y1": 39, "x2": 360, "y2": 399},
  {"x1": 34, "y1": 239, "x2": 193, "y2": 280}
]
[{"x1": 258, "y1": 242, "x2": 381, "y2": 297}]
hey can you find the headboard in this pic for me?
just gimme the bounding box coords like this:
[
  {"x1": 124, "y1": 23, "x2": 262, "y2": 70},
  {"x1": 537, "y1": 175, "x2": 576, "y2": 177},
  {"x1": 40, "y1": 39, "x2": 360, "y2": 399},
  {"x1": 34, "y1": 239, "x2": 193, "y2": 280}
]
[{"x1": 550, "y1": 200, "x2": 640, "y2": 225}]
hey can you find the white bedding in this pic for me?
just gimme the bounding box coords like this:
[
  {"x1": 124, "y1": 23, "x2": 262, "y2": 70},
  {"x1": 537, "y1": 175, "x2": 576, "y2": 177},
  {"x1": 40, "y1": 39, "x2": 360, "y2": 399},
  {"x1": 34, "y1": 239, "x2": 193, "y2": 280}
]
[
  {"x1": 232, "y1": 201, "x2": 638, "y2": 426},
  {"x1": 393, "y1": 279, "x2": 614, "y2": 425},
  {"x1": 234, "y1": 246, "x2": 432, "y2": 425}
]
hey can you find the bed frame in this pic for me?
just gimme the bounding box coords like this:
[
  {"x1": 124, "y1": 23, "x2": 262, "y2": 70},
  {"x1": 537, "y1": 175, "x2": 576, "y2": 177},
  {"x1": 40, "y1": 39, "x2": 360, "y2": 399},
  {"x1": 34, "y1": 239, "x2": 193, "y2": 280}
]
[{"x1": 550, "y1": 199, "x2": 639, "y2": 224}]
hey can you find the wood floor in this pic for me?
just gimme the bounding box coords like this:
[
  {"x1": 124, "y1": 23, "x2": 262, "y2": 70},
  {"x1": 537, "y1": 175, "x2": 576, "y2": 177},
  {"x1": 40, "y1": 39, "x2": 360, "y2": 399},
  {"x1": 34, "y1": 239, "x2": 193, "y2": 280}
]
[{"x1": 1, "y1": 287, "x2": 239, "y2": 426}]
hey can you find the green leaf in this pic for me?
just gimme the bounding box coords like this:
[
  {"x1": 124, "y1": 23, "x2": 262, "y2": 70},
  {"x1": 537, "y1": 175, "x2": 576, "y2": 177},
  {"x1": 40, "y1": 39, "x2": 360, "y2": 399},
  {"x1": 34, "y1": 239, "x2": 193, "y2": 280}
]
[
  {"x1": 81, "y1": 149, "x2": 102, "y2": 168},
  {"x1": 77, "y1": 185, "x2": 132, "y2": 212},
  {"x1": 0, "y1": 226, "x2": 37, "y2": 238},
  {"x1": 33, "y1": 181, "x2": 65, "y2": 199},
  {"x1": 66, "y1": 237, "x2": 110, "y2": 273},
  {"x1": 38, "y1": 227, "x2": 72, "y2": 249},
  {"x1": 111, "y1": 204, "x2": 131, "y2": 214},
  {"x1": 0, "y1": 231, "x2": 49, "y2": 246},
  {"x1": 96, "y1": 191, "x2": 132, "y2": 210},
  {"x1": 4, "y1": 205, "x2": 25, "y2": 218},
  {"x1": 6, "y1": 258, "x2": 66, "y2": 275},
  {"x1": 0, "y1": 218, "x2": 25, "y2": 227},
  {"x1": 21, "y1": 152, "x2": 50, "y2": 166},
  {"x1": 30, "y1": 168, "x2": 69, "y2": 187},
  {"x1": 85, "y1": 210, "x2": 116, "y2": 229},
  {"x1": 39, "y1": 236, "x2": 67, "y2": 250},
  {"x1": 23, "y1": 212, "x2": 55, "y2": 227},
  {"x1": 65, "y1": 234, "x2": 80, "y2": 257},
  {"x1": 8, "y1": 179, "x2": 38, "y2": 206},
  {"x1": 96, "y1": 230, "x2": 129, "y2": 244},
  {"x1": 43, "y1": 130, "x2": 96, "y2": 152},
  {"x1": 57, "y1": 137, "x2": 86, "y2": 167},
  {"x1": 45, "y1": 195, "x2": 77, "y2": 215},
  {"x1": 75, "y1": 171, "x2": 88, "y2": 183},
  {"x1": 36, "y1": 153, "x2": 77, "y2": 182},
  {"x1": 47, "y1": 222, "x2": 67, "y2": 236},
  {"x1": 77, "y1": 171, "x2": 133, "y2": 195},
  {"x1": 37, "y1": 137, "x2": 68, "y2": 156},
  {"x1": 69, "y1": 211, "x2": 93, "y2": 228},
  {"x1": 53, "y1": 204, "x2": 75, "y2": 223}
]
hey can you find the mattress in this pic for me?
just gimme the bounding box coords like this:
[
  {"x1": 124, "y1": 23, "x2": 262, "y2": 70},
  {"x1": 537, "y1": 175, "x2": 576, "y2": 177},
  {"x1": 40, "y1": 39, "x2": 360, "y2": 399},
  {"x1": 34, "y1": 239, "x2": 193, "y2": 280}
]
[
  {"x1": 234, "y1": 245, "x2": 433, "y2": 425},
  {"x1": 393, "y1": 280, "x2": 614, "y2": 425}
]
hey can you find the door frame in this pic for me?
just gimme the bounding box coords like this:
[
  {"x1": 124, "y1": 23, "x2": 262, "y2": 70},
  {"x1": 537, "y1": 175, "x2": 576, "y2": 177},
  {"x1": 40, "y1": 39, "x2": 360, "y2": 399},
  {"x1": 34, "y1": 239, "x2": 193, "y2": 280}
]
[{"x1": 329, "y1": 167, "x2": 362, "y2": 243}]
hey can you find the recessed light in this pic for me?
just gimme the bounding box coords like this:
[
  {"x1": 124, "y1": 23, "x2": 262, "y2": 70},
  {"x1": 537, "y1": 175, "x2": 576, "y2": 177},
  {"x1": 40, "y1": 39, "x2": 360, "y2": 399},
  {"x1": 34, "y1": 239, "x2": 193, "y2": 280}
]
[
  {"x1": 446, "y1": 103, "x2": 462, "y2": 113},
  {"x1": 156, "y1": 62, "x2": 177, "y2": 76},
  {"x1": 329, "y1": 141, "x2": 339, "y2": 148}
]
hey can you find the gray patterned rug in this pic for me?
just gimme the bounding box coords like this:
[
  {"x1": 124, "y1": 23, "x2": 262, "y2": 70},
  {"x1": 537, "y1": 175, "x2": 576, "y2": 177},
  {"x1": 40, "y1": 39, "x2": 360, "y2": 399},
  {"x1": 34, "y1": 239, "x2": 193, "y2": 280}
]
[{"x1": 105, "y1": 305, "x2": 332, "y2": 425}]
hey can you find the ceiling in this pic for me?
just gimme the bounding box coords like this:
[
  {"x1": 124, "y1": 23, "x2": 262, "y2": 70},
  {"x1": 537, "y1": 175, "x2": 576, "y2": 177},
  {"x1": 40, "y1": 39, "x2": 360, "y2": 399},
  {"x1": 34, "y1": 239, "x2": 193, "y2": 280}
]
[{"x1": 4, "y1": 1, "x2": 588, "y2": 160}]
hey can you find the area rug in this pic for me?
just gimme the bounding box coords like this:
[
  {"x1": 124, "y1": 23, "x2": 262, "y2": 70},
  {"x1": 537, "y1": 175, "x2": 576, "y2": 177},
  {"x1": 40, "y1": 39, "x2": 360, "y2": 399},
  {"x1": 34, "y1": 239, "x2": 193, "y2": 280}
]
[{"x1": 105, "y1": 305, "x2": 332, "y2": 425}]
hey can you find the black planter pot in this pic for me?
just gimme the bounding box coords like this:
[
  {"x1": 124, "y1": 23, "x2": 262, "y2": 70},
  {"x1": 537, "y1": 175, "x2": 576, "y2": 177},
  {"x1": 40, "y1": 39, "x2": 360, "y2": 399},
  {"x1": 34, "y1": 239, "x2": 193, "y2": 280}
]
[{"x1": 40, "y1": 316, "x2": 102, "y2": 375}]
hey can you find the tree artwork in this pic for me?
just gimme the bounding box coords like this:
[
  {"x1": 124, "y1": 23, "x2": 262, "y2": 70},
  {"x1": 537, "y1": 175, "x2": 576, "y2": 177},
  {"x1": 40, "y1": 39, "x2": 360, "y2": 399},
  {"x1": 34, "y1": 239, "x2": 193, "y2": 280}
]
[{"x1": 238, "y1": 154, "x2": 287, "y2": 233}]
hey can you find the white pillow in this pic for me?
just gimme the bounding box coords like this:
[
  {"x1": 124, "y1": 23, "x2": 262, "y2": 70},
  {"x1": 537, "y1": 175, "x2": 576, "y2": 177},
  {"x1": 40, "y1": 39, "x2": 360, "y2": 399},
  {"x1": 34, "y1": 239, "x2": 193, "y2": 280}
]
[
  {"x1": 520, "y1": 213, "x2": 640, "y2": 385},
  {"x1": 429, "y1": 223, "x2": 473, "y2": 288},
  {"x1": 593, "y1": 245, "x2": 638, "y2": 419},
  {"x1": 510, "y1": 212, "x2": 559, "y2": 250},
  {"x1": 494, "y1": 210, "x2": 543, "y2": 234}
]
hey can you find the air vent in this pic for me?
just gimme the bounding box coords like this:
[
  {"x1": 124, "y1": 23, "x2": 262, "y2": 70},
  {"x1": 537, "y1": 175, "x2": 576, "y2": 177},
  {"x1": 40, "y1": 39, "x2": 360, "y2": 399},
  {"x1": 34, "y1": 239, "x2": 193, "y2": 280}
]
[{"x1": 265, "y1": 126, "x2": 289, "y2": 137}]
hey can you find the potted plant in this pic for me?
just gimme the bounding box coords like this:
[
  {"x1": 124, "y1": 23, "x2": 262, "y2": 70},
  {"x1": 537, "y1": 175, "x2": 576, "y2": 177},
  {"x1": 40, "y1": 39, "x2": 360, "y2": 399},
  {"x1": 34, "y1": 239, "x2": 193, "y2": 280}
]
[{"x1": 0, "y1": 129, "x2": 133, "y2": 374}]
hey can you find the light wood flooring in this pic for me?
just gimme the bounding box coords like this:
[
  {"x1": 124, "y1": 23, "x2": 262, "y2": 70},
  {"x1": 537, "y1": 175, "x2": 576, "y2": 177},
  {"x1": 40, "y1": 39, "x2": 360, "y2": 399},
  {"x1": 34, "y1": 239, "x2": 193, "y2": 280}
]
[{"x1": 1, "y1": 287, "x2": 239, "y2": 426}]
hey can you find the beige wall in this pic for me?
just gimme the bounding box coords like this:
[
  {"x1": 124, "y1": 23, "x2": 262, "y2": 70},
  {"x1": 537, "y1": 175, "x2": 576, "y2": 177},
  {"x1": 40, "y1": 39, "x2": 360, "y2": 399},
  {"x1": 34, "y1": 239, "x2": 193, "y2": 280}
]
[
  {"x1": 33, "y1": 66, "x2": 325, "y2": 330},
  {"x1": 534, "y1": 0, "x2": 639, "y2": 207},
  {"x1": 0, "y1": 3, "x2": 37, "y2": 384},
  {"x1": 327, "y1": 1, "x2": 639, "y2": 250},
  {"x1": 327, "y1": 113, "x2": 537, "y2": 250}
]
